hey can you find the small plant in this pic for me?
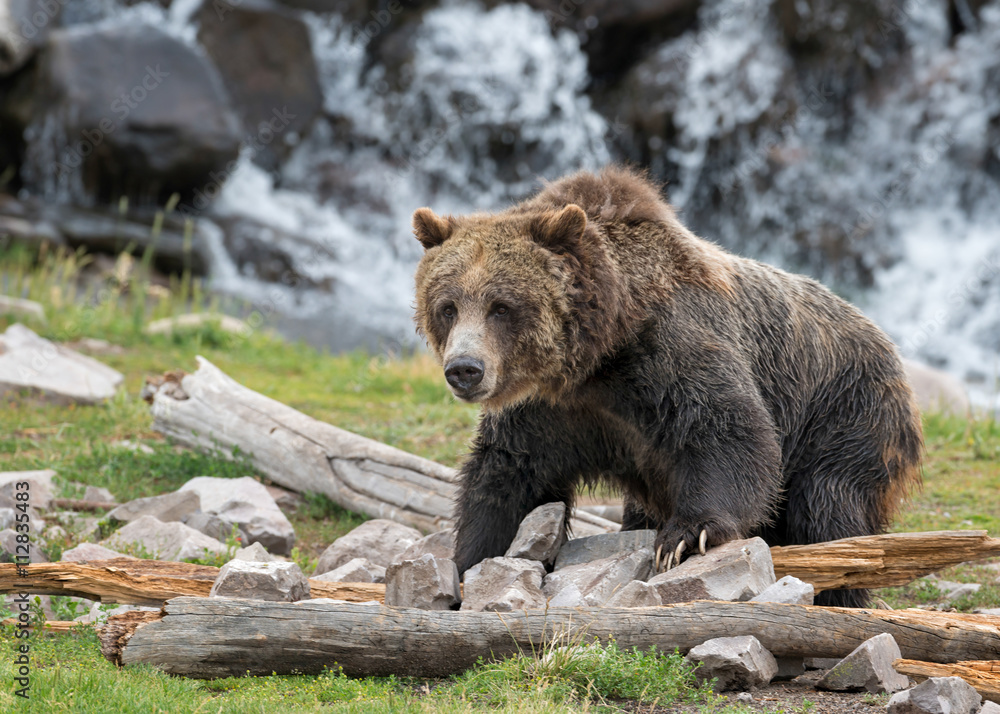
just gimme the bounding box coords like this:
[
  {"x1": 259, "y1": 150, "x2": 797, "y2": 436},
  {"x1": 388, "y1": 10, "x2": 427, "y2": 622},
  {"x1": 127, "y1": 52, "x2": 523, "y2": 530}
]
[
  {"x1": 184, "y1": 524, "x2": 244, "y2": 568},
  {"x1": 49, "y1": 595, "x2": 88, "y2": 622},
  {"x1": 290, "y1": 545, "x2": 317, "y2": 575}
]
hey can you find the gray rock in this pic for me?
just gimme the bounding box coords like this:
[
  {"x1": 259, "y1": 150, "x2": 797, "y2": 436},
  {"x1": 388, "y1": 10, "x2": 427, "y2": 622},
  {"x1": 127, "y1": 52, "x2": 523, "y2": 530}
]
[
  {"x1": 817, "y1": 633, "x2": 909, "y2": 694},
  {"x1": 554, "y1": 530, "x2": 656, "y2": 570},
  {"x1": 749, "y1": 575, "x2": 814, "y2": 605},
  {"x1": 384, "y1": 554, "x2": 460, "y2": 610},
  {"x1": 902, "y1": 359, "x2": 971, "y2": 417},
  {"x1": 0, "y1": 528, "x2": 47, "y2": 562},
  {"x1": 460, "y1": 557, "x2": 546, "y2": 612},
  {"x1": 102, "y1": 514, "x2": 228, "y2": 562},
  {"x1": 61, "y1": 542, "x2": 132, "y2": 562},
  {"x1": 604, "y1": 579, "x2": 663, "y2": 607},
  {"x1": 543, "y1": 548, "x2": 653, "y2": 606},
  {"x1": 504, "y1": 502, "x2": 566, "y2": 565},
  {"x1": 978, "y1": 701, "x2": 1000, "y2": 714},
  {"x1": 0, "y1": 469, "x2": 57, "y2": 511},
  {"x1": 183, "y1": 511, "x2": 249, "y2": 544},
  {"x1": 55, "y1": 511, "x2": 101, "y2": 541},
  {"x1": 313, "y1": 557, "x2": 386, "y2": 584},
  {"x1": 547, "y1": 582, "x2": 587, "y2": 607},
  {"x1": 231, "y1": 542, "x2": 277, "y2": 563},
  {"x1": 887, "y1": 676, "x2": 982, "y2": 714},
  {"x1": 82, "y1": 485, "x2": 116, "y2": 504},
  {"x1": 934, "y1": 579, "x2": 981, "y2": 603},
  {"x1": 179, "y1": 476, "x2": 296, "y2": 555},
  {"x1": 264, "y1": 485, "x2": 303, "y2": 513},
  {"x1": 648, "y1": 538, "x2": 775, "y2": 604},
  {"x1": 0, "y1": 508, "x2": 14, "y2": 530},
  {"x1": 0, "y1": 295, "x2": 45, "y2": 323},
  {"x1": 773, "y1": 657, "x2": 805, "y2": 681},
  {"x1": 210, "y1": 560, "x2": 310, "y2": 602},
  {"x1": 395, "y1": 528, "x2": 455, "y2": 564},
  {"x1": 107, "y1": 491, "x2": 201, "y2": 526},
  {"x1": 77, "y1": 602, "x2": 158, "y2": 625},
  {"x1": 316, "y1": 519, "x2": 423, "y2": 574},
  {"x1": 0, "y1": 325, "x2": 123, "y2": 405},
  {"x1": 686, "y1": 635, "x2": 779, "y2": 692}
]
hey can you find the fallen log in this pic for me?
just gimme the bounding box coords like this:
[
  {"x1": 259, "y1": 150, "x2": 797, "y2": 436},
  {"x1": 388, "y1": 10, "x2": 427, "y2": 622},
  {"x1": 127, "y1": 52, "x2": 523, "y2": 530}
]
[
  {"x1": 102, "y1": 598, "x2": 1000, "y2": 678},
  {"x1": 771, "y1": 530, "x2": 1000, "y2": 592},
  {"x1": 50, "y1": 498, "x2": 118, "y2": 512},
  {"x1": 1, "y1": 618, "x2": 84, "y2": 632},
  {"x1": 0, "y1": 560, "x2": 384, "y2": 606},
  {"x1": 5, "y1": 531, "x2": 998, "y2": 605},
  {"x1": 145, "y1": 358, "x2": 619, "y2": 536},
  {"x1": 893, "y1": 660, "x2": 1000, "y2": 703}
]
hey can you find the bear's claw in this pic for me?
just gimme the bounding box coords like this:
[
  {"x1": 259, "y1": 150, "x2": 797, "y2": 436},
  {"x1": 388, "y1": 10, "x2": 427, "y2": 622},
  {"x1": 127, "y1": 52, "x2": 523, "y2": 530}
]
[
  {"x1": 698, "y1": 529, "x2": 708, "y2": 555},
  {"x1": 656, "y1": 528, "x2": 710, "y2": 572}
]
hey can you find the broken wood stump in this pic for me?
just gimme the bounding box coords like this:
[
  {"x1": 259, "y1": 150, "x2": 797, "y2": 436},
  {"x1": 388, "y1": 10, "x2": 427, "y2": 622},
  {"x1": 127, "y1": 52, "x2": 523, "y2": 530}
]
[
  {"x1": 101, "y1": 598, "x2": 1000, "y2": 679},
  {"x1": 893, "y1": 659, "x2": 1000, "y2": 704},
  {"x1": 0, "y1": 559, "x2": 384, "y2": 606}
]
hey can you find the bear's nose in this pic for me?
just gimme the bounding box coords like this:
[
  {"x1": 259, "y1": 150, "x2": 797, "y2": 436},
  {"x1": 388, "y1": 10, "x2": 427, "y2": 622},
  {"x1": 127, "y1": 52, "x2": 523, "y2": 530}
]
[{"x1": 445, "y1": 357, "x2": 485, "y2": 392}]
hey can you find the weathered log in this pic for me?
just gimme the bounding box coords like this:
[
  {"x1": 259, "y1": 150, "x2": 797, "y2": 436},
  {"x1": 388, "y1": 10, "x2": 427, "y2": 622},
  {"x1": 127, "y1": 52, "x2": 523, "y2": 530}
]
[
  {"x1": 0, "y1": 560, "x2": 384, "y2": 606},
  {"x1": 104, "y1": 598, "x2": 1000, "y2": 678},
  {"x1": 771, "y1": 530, "x2": 1000, "y2": 592},
  {"x1": 146, "y1": 358, "x2": 620, "y2": 536},
  {"x1": 893, "y1": 659, "x2": 1000, "y2": 703},
  {"x1": 1, "y1": 618, "x2": 85, "y2": 632}
]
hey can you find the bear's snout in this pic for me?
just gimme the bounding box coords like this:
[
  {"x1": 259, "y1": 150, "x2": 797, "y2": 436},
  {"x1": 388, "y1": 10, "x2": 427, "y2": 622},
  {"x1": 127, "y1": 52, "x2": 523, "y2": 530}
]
[{"x1": 445, "y1": 356, "x2": 485, "y2": 394}]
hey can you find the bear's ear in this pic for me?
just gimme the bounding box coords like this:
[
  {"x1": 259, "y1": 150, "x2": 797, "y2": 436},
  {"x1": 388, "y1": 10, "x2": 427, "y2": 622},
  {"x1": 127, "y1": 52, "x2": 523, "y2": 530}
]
[
  {"x1": 532, "y1": 204, "x2": 588, "y2": 252},
  {"x1": 412, "y1": 208, "x2": 453, "y2": 250}
]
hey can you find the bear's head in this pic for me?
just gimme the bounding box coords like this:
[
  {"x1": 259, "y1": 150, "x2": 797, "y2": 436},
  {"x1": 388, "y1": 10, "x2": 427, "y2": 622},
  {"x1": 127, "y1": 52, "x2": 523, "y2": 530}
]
[{"x1": 412, "y1": 204, "x2": 630, "y2": 411}]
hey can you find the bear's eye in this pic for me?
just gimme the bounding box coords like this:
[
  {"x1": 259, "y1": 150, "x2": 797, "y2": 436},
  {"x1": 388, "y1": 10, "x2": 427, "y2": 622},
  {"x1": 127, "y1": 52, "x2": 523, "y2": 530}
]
[
  {"x1": 494, "y1": 304, "x2": 509, "y2": 316},
  {"x1": 442, "y1": 305, "x2": 456, "y2": 319}
]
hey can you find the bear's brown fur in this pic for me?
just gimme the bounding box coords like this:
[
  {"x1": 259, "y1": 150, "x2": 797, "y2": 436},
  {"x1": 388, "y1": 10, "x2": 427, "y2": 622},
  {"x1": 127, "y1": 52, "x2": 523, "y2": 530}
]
[{"x1": 413, "y1": 166, "x2": 923, "y2": 607}]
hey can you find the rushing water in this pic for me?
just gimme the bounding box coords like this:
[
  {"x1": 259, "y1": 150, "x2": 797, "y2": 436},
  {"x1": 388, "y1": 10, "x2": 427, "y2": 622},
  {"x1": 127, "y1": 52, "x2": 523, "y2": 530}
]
[{"x1": 23, "y1": 0, "x2": 1000, "y2": 407}]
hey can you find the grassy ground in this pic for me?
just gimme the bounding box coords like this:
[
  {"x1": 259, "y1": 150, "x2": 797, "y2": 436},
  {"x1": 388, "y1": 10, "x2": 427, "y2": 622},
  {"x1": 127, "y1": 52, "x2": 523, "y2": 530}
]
[{"x1": 1, "y1": 246, "x2": 998, "y2": 712}]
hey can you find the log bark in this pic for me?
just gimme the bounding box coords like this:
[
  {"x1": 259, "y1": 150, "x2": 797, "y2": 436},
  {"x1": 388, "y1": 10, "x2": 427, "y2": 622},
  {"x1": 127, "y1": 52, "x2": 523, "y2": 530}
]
[
  {"x1": 893, "y1": 659, "x2": 1000, "y2": 703},
  {"x1": 146, "y1": 358, "x2": 620, "y2": 536},
  {"x1": 50, "y1": 498, "x2": 119, "y2": 512},
  {"x1": 771, "y1": 530, "x2": 1000, "y2": 592},
  {"x1": 104, "y1": 598, "x2": 1000, "y2": 679},
  {"x1": 0, "y1": 560, "x2": 384, "y2": 606}
]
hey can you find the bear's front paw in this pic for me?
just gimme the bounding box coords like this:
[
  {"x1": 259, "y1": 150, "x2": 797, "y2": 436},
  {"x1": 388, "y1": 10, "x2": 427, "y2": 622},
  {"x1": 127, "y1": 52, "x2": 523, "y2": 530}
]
[{"x1": 654, "y1": 519, "x2": 739, "y2": 572}]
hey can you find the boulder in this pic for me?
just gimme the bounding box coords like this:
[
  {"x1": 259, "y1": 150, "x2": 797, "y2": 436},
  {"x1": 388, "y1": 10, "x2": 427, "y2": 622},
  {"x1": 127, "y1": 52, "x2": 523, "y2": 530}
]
[
  {"x1": 931, "y1": 579, "x2": 981, "y2": 604},
  {"x1": 210, "y1": 560, "x2": 310, "y2": 602},
  {"x1": 0, "y1": 0, "x2": 63, "y2": 76},
  {"x1": 460, "y1": 557, "x2": 546, "y2": 612},
  {"x1": 5, "y1": 23, "x2": 241, "y2": 206},
  {"x1": 902, "y1": 359, "x2": 971, "y2": 417},
  {"x1": 749, "y1": 575, "x2": 814, "y2": 605},
  {"x1": 543, "y1": 549, "x2": 653, "y2": 606},
  {"x1": 106, "y1": 491, "x2": 201, "y2": 526},
  {"x1": 0, "y1": 468, "x2": 56, "y2": 511},
  {"x1": 183, "y1": 511, "x2": 250, "y2": 545},
  {"x1": 231, "y1": 542, "x2": 277, "y2": 563},
  {"x1": 316, "y1": 519, "x2": 423, "y2": 574},
  {"x1": 504, "y1": 502, "x2": 565, "y2": 565},
  {"x1": 384, "y1": 554, "x2": 461, "y2": 610},
  {"x1": 395, "y1": 528, "x2": 455, "y2": 564},
  {"x1": 0, "y1": 325, "x2": 123, "y2": 404},
  {"x1": 817, "y1": 633, "x2": 910, "y2": 694},
  {"x1": 979, "y1": 702, "x2": 1000, "y2": 714},
  {"x1": 686, "y1": 635, "x2": 779, "y2": 692},
  {"x1": 179, "y1": 476, "x2": 295, "y2": 555},
  {"x1": 313, "y1": 557, "x2": 386, "y2": 584},
  {"x1": 648, "y1": 538, "x2": 775, "y2": 604},
  {"x1": 604, "y1": 579, "x2": 663, "y2": 608},
  {"x1": 145, "y1": 313, "x2": 249, "y2": 337},
  {"x1": 886, "y1": 676, "x2": 982, "y2": 714},
  {"x1": 0, "y1": 295, "x2": 45, "y2": 323},
  {"x1": 82, "y1": 485, "x2": 116, "y2": 504},
  {"x1": 547, "y1": 582, "x2": 587, "y2": 607},
  {"x1": 554, "y1": 530, "x2": 656, "y2": 570},
  {"x1": 61, "y1": 542, "x2": 133, "y2": 562},
  {"x1": 195, "y1": 0, "x2": 322, "y2": 171},
  {"x1": 102, "y1": 514, "x2": 228, "y2": 562},
  {"x1": 0, "y1": 527, "x2": 47, "y2": 562}
]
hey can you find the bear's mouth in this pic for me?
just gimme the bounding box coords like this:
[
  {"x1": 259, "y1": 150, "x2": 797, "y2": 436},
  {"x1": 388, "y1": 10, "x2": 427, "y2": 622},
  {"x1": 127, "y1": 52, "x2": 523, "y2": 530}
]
[{"x1": 450, "y1": 385, "x2": 487, "y2": 403}]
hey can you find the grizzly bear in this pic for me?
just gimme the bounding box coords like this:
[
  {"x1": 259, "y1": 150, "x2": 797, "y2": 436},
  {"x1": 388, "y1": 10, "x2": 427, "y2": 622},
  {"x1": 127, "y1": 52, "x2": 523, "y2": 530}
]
[{"x1": 412, "y1": 166, "x2": 922, "y2": 607}]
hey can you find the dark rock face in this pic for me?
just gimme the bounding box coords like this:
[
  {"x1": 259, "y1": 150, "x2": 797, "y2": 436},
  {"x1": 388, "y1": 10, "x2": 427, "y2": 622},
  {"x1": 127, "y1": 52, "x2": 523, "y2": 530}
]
[
  {"x1": 5, "y1": 23, "x2": 241, "y2": 206},
  {"x1": 196, "y1": 0, "x2": 323, "y2": 171}
]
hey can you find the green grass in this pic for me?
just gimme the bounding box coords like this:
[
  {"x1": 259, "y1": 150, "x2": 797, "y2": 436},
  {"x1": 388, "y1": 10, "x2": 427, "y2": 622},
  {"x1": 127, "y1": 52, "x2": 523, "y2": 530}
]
[{"x1": 2, "y1": 245, "x2": 999, "y2": 711}]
